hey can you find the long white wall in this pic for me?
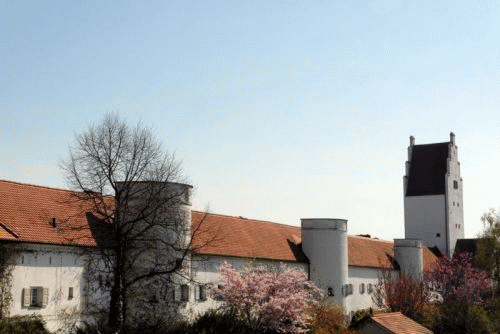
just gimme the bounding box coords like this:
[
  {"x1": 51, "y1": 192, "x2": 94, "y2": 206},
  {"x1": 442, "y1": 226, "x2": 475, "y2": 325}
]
[
  {"x1": 190, "y1": 255, "x2": 387, "y2": 318},
  {"x1": 188, "y1": 254, "x2": 308, "y2": 317},
  {"x1": 345, "y1": 266, "x2": 385, "y2": 316}
]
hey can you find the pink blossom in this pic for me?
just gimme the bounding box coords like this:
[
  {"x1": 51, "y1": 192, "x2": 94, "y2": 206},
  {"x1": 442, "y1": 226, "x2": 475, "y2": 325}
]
[
  {"x1": 210, "y1": 262, "x2": 323, "y2": 333},
  {"x1": 426, "y1": 252, "x2": 491, "y2": 305}
]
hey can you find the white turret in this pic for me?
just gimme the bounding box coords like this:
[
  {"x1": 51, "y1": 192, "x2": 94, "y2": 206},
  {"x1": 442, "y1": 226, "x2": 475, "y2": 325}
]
[
  {"x1": 301, "y1": 219, "x2": 348, "y2": 308},
  {"x1": 393, "y1": 239, "x2": 423, "y2": 281}
]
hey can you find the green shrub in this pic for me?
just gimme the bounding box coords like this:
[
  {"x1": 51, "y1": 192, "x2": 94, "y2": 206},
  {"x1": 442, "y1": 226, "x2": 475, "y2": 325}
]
[
  {"x1": 308, "y1": 303, "x2": 354, "y2": 334},
  {"x1": 432, "y1": 303, "x2": 493, "y2": 334},
  {"x1": 166, "y1": 309, "x2": 258, "y2": 334},
  {"x1": 0, "y1": 315, "x2": 50, "y2": 334}
]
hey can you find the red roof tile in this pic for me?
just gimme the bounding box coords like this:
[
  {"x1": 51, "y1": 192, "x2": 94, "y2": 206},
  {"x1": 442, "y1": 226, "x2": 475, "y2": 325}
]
[
  {"x1": 0, "y1": 180, "x2": 97, "y2": 247},
  {"x1": 368, "y1": 312, "x2": 433, "y2": 334},
  {"x1": 191, "y1": 211, "x2": 305, "y2": 262},
  {"x1": 192, "y1": 213, "x2": 438, "y2": 269},
  {"x1": 0, "y1": 180, "x2": 438, "y2": 269}
]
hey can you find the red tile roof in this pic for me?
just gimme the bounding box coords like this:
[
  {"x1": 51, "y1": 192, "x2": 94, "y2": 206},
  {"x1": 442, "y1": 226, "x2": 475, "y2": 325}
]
[
  {"x1": 0, "y1": 180, "x2": 97, "y2": 247},
  {"x1": 0, "y1": 180, "x2": 438, "y2": 269},
  {"x1": 367, "y1": 312, "x2": 433, "y2": 334},
  {"x1": 192, "y1": 212, "x2": 438, "y2": 269},
  {"x1": 191, "y1": 211, "x2": 305, "y2": 262}
]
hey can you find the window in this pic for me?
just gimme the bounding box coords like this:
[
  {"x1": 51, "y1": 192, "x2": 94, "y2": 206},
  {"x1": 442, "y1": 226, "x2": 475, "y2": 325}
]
[
  {"x1": 345, "y1": 284, "x2": 353, "y2": 296},
  {"x1": 436, "y1": 233, "x2": 441, "y2": 237},
  {"x1": 30, "y1": 287, "x2": 39, "y2": 306},
  {"x1": 359, "y1": 283, "x2": 365, "y2": 294},
  {"x1": 454, "y1": 180, "x2": 459, "y2": 189},
  {"x1": 367, "y1": 283, "x2": 373, "y2": 294},
  {"x1": 197, "y1": 285, "x2": 207, "y2": 301},
  {"x1": 68, "y1": 287, "x2": 73, "y2": 300},
  {"x1": 23, "y1": 287, "x2": 48, "y2": 308},
  {"x1": 180, "y1": 284, "x2": 189, "y2": 302},
  {"x1": 327, "y1": 287, "x2": 334, "y2": 297}
]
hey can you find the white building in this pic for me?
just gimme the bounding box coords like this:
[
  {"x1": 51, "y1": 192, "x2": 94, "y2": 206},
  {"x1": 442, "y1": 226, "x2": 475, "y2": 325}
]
[
  {"x1": 3, "y1": 134, "x2": 470, "y2": 330},
  {"x1": 404, "y1": 132, "x2": 464, "y2": 256},
  {"x1": 0, "y1": 180, "x2": 438, "y2": 331}
]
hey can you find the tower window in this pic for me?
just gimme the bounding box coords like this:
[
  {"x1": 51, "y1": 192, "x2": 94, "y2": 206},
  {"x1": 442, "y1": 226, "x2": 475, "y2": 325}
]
[
  {"x1": 454, "y1": 180, "x2": 459, "y2": 189},
  {"x1": 436, "y1": 233, "x2": 441, "y2": 237}
]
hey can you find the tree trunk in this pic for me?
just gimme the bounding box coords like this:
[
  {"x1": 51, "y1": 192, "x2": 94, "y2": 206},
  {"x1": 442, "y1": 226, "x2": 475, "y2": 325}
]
[
  {"x1": 109, "y1": 235, "x2": 126, "y2": 331},
  {"x1": 109, "y1": 269, "x2": 125, "y2": 331}
]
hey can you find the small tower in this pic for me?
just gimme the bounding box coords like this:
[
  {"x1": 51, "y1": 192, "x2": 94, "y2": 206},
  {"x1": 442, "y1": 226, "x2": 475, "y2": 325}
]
[
  {"x1": 403, "y1": 133, "x2": 464, "y2": 256},
  {"x1": 301, "y1": 219, "x2": 348, "y2": 308},
  {"x1": 393, "y1": 239, "x2": 423, "y2": 281}
]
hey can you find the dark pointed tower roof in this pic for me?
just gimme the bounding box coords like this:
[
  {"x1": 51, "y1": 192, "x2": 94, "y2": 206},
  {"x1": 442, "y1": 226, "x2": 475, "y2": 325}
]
[{"x1": 406, "y1": 142, "x2": 450, "y2": 196}]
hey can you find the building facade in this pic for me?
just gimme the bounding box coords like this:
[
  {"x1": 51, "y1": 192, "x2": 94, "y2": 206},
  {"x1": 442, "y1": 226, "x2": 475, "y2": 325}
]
[
  {"x1": 1, "y1": 134, "x2": 461, "y2": 330},
  {"x1": 404, "y1": 132, "x2": 464, "y2": 256}
]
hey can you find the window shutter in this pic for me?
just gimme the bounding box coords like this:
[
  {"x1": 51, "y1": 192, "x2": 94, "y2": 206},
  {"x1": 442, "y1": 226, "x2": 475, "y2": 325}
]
[
  {"x1": 195, "y1": 286, "x2": 200, "y2": 301},
  {"x1": 174, "y1": 285, "x2": 181, "y2": 301},
  {"x1": 42, "y1": 288, "x2": 49, "y2": 307},
  {"x1": 200, "y1": 285, "x2": 206, "y2": 301},
  {"x1": 23, "y1": 288, "x2": 30, "y2": 307}
]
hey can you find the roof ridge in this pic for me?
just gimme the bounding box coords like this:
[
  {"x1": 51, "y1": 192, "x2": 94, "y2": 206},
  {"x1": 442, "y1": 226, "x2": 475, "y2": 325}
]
[
  {"x1": 0, "y1": 221, "x2": 18, "y2": 238},
  {"x1": 372, "y1": 311, "x2": 402, "y2": 318},
  {"x1": 0, "y1": 179, "x2": 77, "y2": 194},
  {"x1": 348, "y1": 235, "x2": 393, "y2": 243},
  {"x1": 192, "y1": 210, "x2": 300, "y2": 229},
  {"x1": 414, "y1": 141, "x2": 450, "y2": 147}
]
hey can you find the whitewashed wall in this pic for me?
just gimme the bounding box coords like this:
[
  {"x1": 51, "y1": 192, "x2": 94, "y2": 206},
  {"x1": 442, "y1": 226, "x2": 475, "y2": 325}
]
[
  {"x1": 186, "y1": 254, "x2": 308, "y2": 317},
  {"x1": 404, "y1": 195, "x2": 446, "y2": 254},
  {"x1": 345, "y1": 266, "x2": 384, "y2": 316},
  {"x1": 8, "y1": 243, "x2": 87, "y2": 332},
  {"x1": 445, "y1": 144, "x2": 464, "y2": 256}
]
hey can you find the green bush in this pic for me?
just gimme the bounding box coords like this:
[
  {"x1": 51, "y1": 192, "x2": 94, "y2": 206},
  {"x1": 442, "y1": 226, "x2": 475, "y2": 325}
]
[
  {"x1": 308, "y1": 303, "x2": 354, "y2": 334},
  {"x1": 167, "y1": 309, "x2": 258, "y2": 334},
  {"x1": 432, "y1": 303, "x2": 493, "y2": 334},
  {"x1": 0, "y1": 315, "x2": 50, "y2": 334}
]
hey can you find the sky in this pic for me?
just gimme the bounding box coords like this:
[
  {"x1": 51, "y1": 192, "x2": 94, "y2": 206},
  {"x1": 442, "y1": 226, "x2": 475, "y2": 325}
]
[{"x1": 1, "y1": 0, "x2": 500, "y2": 241}]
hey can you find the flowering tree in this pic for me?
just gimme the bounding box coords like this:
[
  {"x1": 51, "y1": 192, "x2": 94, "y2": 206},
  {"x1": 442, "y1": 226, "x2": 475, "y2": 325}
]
[
  {"x1": 372, "y1": 270, "x2": 432, "y2": 320},
  {"x1": 426, "y1": 252, "x2": 491, "y2": 305},
  {"x1": 210, "y1": 262, "x2": 323, "y2": 333}
]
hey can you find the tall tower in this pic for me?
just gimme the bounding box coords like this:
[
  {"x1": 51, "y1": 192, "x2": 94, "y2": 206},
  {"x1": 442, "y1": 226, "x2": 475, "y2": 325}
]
[{"x1": 403, "y1": 132, "x2": 464, "y2": 256}]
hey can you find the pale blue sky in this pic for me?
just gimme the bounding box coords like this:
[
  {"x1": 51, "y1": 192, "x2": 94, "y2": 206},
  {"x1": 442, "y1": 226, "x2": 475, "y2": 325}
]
[{"x1": 1, "y1": 0, "x2": 500, "y2": 240}]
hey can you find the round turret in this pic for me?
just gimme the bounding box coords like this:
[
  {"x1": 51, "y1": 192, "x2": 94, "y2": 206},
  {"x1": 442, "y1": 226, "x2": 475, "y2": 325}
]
[{"x1": 301, "y1": 219, "x2": 348, "y2": 308}]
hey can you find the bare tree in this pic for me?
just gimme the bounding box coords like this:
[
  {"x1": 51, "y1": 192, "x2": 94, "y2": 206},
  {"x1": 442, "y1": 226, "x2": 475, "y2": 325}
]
[{"x1": 61, "y1": 113, "x2": 205, "y2": 331}]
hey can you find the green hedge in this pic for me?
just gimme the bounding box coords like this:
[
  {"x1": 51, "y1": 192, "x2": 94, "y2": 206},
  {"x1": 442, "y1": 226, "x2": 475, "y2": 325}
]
[{"x1": 0, "y1": 315, "x2": 50, "y2": 334}]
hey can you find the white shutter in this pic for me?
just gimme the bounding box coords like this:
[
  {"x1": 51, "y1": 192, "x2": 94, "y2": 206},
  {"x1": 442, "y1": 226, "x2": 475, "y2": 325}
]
[
  {"x1": 42, "y1": 288, "x2": 48, "y2": 307},
  {"x1": 23, "y1": 288, "x2": 30, "y2": 307},
  {"x1": 174, "y1": 285, "x2": 181, "y2": 302},
  {"x1": 195, "y1": 286, "x2": 200, "y2": 301}
]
